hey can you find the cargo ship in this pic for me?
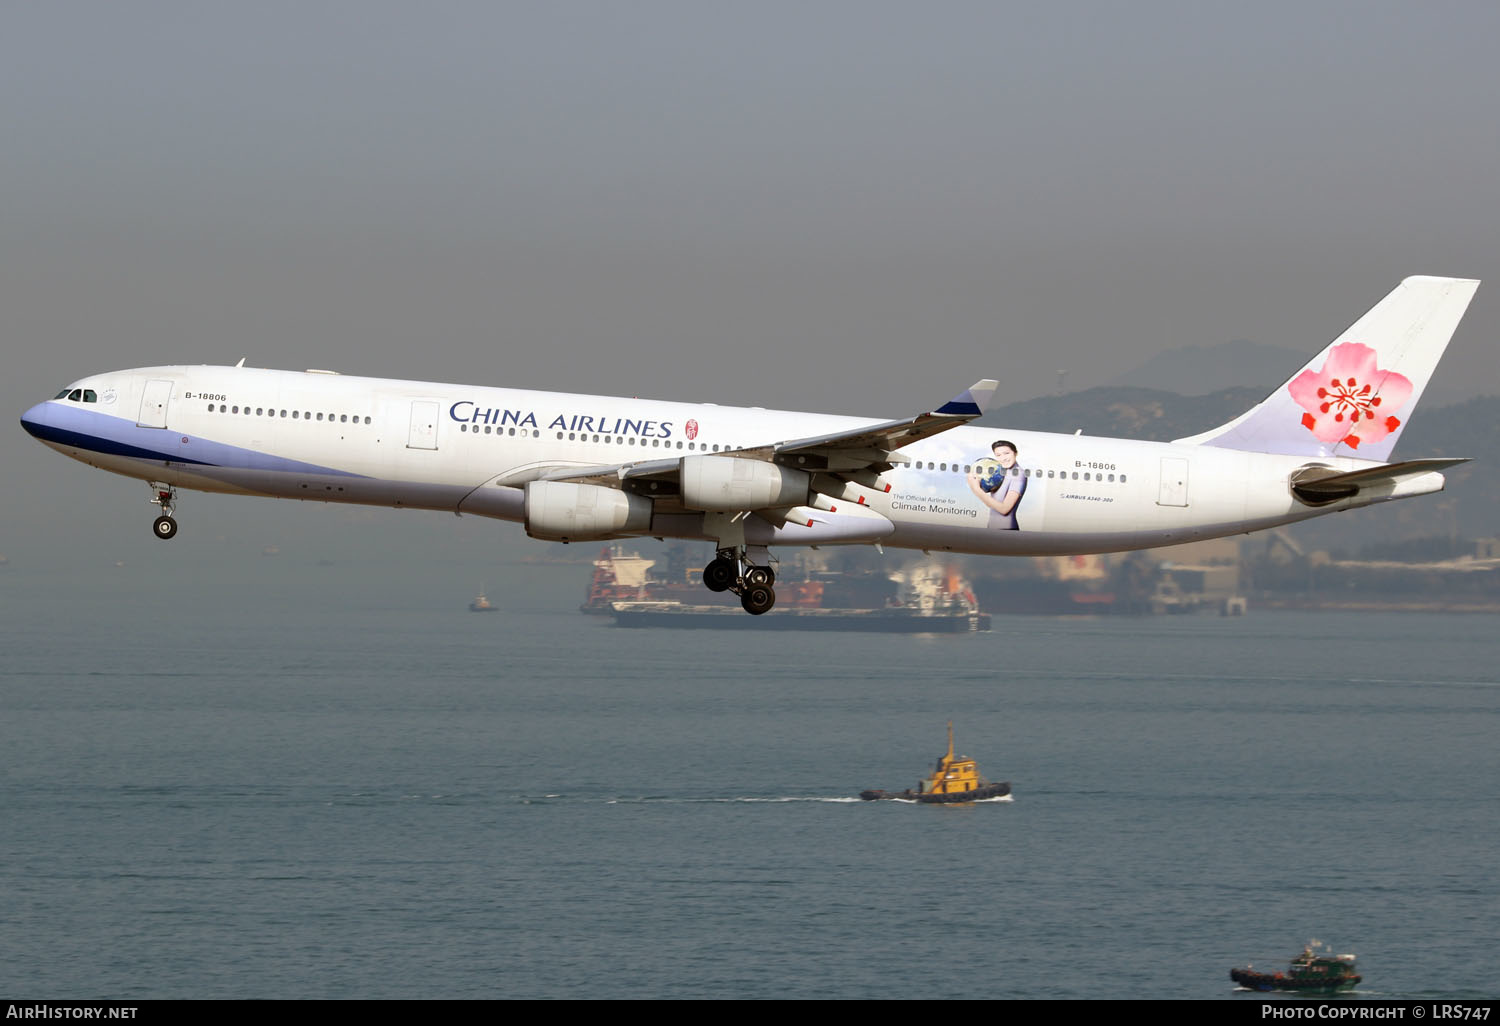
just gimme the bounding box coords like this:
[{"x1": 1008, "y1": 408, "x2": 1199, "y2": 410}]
[
  {"x1": 968, "y1": 554, "x2": 1116, "y2": 615},
  {"x1": 604, "y1": 556, "x2": 989, "y2": 632},
  {"x1": 608, "y1": 600, "x2": 989, "y2": 632},
  {"x1": 583, "y1": 545, "x2": 901, "y2": 614},
  {"x1": 584, "y1": 546, "x2": 1120, "y2": 621}
]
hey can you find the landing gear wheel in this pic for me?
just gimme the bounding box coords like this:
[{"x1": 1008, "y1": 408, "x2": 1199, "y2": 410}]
[
  {"x1": 744, "y1": 566, "x2": 775, "y2": 587},
  {"x1": 703, "y1": 558, "x2": 736, "y2": 593},
  {"x1": 153, "y1": 515, "x2": 178, "y2": 540},
  {"x1": 741, "y1": 584, "x2": 776, "y2": 615}
]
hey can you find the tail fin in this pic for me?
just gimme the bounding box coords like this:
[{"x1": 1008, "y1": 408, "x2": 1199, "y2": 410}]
[{"x1": 1174, "y1": 276, "x2": 1479, "y2": 461}]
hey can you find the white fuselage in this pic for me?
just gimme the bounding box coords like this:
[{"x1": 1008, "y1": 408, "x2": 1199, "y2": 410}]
[{"x1": 24, "y1": 364, "x2": 1430, "y2": 556}]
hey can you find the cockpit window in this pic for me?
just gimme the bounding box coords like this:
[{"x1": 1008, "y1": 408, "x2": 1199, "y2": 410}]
[
  {"x1": 68, "y1": 389, "x2": 83, "y2": 401},
  {"x1": 55, "y1": 389, "x2": 71, "y2": 399},
  {"x1": 83, "y1": 390, "x2": 97, "y2": 402}
]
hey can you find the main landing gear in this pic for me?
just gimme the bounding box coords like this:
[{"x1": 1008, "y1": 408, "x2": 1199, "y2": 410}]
[
  {"x1": 702, "y1": 548, "x2": 777, "y2": 615},
  {"x1": 150, "y1": 486, "x2": 179, "y2": 540}
]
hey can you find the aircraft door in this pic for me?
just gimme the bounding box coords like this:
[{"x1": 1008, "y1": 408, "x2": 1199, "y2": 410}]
[
  {"x1": 407, "y1": 400, "x2": 440, "y2": 450},
  {"x1": 1157, "y1": 457, "x2": 1189, "y2": 507},
  {"x1": 136, "y1": 379, "x2": 173, "y2": 429}
]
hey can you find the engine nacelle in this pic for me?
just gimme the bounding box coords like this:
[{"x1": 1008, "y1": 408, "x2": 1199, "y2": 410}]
[
  {"x1": 524, "y1": 481, "x2": 652, "y2": 542},
  {"x1": 680, "y1": 456, "x2": 811, "y2": 512}
]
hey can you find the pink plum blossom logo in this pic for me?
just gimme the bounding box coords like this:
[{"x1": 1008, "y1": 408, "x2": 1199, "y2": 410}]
[
  {"x1": 1287, "y1": 342, "x2": 1412, "y2": 450},
  {"x1": 685, "y1": 419, "x2": 699, "y2": 441}
]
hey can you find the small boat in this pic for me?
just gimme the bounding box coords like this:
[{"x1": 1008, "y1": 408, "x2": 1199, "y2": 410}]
[
  {"x1": 1231, "y1": 942, "x2": 1361, "y2": 993},
  {"x1": 860, "y1": 722, "x2": 1010, "y2": 802},
  {"x1": 469, "y1": 588, "x2": 498, "y2": 612}
]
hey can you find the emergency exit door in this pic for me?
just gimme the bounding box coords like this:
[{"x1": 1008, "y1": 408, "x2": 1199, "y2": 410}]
[
  {"x1": 136, "y1": 379, "x2": 173, "y2": 429},
  {"x1": 407, "y1": 400, "x2": 440, "y2": 450},
  {"x1": 1157, "y1": 457, "x2": 1189, "y2": 507}
]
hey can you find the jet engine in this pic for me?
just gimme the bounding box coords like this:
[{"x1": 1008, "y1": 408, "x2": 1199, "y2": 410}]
[
  {"x1": 679, "y1": 456, "x2": 810, "y2": 512},
  {"x1": 524, "y1": 481, "x2": 652, "y2": 542}
]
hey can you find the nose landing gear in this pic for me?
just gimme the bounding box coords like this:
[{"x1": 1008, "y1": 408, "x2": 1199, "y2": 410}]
[{"x1": 149, "y1": 486, "x2": 179, "y2": 540}]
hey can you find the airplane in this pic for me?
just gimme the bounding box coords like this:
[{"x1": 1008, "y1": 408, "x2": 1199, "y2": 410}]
[{"x1": 20, "y1": 275, "x2": 1479, "y2": 615}]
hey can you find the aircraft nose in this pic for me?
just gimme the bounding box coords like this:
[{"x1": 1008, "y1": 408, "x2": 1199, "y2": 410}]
[{"x1": 20, "y1": 401, "x2": 52, "y2": 439}]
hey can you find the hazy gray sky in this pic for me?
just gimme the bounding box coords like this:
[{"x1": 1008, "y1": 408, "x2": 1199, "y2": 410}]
[{"x1": 6, "y1": 1, "x2": 1497, "y2": 562}]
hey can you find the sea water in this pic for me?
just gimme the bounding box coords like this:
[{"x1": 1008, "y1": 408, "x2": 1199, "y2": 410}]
[{"x1": 2, "y1": 556, "x2": 1496, "y2": 999}]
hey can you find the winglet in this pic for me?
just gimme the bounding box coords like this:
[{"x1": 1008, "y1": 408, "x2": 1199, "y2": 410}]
[{"x1": 935, "y1": 379, "x2": 999, "y2": 418}]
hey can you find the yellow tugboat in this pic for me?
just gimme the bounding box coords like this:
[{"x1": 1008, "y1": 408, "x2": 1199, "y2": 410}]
[
  {"x1": 860, "y1": 722, "x2": 1011, "y2": 803},
  {"x1": 1231, "y1": 942, "x2": 1361, "y2": 993}
]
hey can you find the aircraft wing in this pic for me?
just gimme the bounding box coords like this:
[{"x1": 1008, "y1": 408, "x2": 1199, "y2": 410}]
[
  {"x1": 538, "y1": 379, "x2": 999, "y2": 494},
  {"x1": 771, "y1": 379, "x2": 1000, "y2": 455}
]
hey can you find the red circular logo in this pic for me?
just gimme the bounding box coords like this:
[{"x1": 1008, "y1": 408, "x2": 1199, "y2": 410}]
[{"x1": 685, "y1": 419, "x2": 699, "y2": 440}]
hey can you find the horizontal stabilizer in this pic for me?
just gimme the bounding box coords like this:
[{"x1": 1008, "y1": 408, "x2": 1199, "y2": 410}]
[{"x1": 1290, "y1": 458, "x2": 1468, "y2": 504}]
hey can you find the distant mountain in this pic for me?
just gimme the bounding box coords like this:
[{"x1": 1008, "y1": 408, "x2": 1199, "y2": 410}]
[
  {"x1": 1105, "y1": 339, "x2": 1305, "y2": 394},
  {"x1": 1105, "y1": 338, "x2": 1473, "y2": 406},
  {"x1": 984, "y1": 385, "x2": 1267, "y2": 441}
]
